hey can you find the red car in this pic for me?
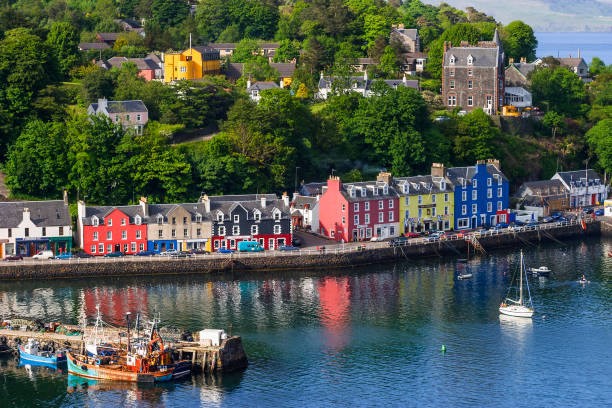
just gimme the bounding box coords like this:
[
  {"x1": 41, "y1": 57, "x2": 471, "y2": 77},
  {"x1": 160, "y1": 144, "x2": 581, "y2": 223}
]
[
  {"x1": 403, "y1": 232, "x2": 421, "y2": 238},
  {"x1": 4, "y1": 255, "x2": 23, "y2": 261}
]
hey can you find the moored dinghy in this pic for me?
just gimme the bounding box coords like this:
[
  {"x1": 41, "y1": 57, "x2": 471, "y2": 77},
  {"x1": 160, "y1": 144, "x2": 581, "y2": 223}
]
[{"x1": 19, "y1": 338, "x2": 66, "y2": 365}]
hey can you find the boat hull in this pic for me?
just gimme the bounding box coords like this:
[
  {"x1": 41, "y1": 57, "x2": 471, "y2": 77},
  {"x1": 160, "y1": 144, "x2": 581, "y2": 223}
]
[
  {"x1": 19, "y1": 346, "x2": 66, "y2": 365},
  {"x1": 457, "y1": 274, "x2": 473, "y2": 280},
  {"x1": 499, "y1": 305, "x2": 533, "y2": 318},
  {"x1": 67, "y1": 351, "x2": 174, "y2": 383}
]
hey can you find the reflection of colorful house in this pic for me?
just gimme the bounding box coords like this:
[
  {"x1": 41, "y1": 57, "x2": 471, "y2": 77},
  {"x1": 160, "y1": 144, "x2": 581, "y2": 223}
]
[
  {"x1": 77, "y1": 202, "x2": 148, "y2": 255},
  {"x1": 84, "y1": 287, "x2": 148, "y2": 326},
  {"x1": 0, "y1": 195, "x2": 72, "y2": 257},
  {"x1": 317, "y1": 277, "x2": 351, "y2": 349},
  {"x1": 163, "y1": 46, "x2": 220, "y2": 82}
]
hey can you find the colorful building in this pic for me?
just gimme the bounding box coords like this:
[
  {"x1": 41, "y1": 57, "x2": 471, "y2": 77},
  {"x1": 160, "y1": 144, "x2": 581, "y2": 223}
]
[
  {"x1": 445, "y1": 159, "x2": 510, "y2": 230},
  {"x1": 319, "y1": 176, "x2": 400, "y2": 242},
  {"x1": 163, "y1": 46, "x2": 220, "y2": 83},
  {"x1": 551, "y1": 169, "x2": 607, "y2": 208},
  {"x1": 77, "y1": 202, "x2": 148, "y2": 255},
  {"x1": 0, "y1": 196, "x2": 72, "y2": 257}
]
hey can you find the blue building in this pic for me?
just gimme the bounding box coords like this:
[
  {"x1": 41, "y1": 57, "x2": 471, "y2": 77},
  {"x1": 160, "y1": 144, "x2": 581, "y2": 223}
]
[{"x1": 446, "y1": 159, "x2": 510, "y2": 230}]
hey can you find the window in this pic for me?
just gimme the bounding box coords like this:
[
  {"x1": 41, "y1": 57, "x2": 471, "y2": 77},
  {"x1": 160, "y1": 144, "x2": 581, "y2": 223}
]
[
  {"x1": 219, "y1": 226, "x2": 226, "y2": 236},
  {"x1": 441, "y1": 181, "x2": 446, "y2": 190},
  {"x1": 383, "y1": 185, "x2": 388, "y2": 194},
  {"x1": 157, "y1": 216, "x2": 163, "y2": 225},
  {"x1": 180, "y1": 66, "x2": 186, "y2": 73},
  {"x1": 42, "y1": 227, "x2": 46, "y2": 237},
  {"x1": 462, "y1": 191, "x2": 467, "y2": 201},
  {"x1": 251, "y1": 225, "x2": 258, "y2": 235},
  {"x1": 254, "y1": 212, "x2": 261, "y2": 221},
  {"x1": 472, "y1": 204, "x2": 477, "y2": 213},
  {"x1": 93, "y1": 231, "x2": 98, "y2": 241},
  {"x1": 444, "y1": 206, "x2": 449, "y2": 215},
  {"x1": 172, "y1": 217, "x2": 176, "y2": 225},
  {"x1": 131, "y1": 243, "x2": 136, "y2": 252},
  {"x1": 330, "y1": 230, "x2": 335, "y2": 238},
  {"x1": 497, "y1": 201, "x2": 502, "y2": 211},
  {"x1": 107, "y1": 219, "x2": 112, "y2": 226},
  {"x1": 462, "y1": 205, "x2": 467, "y2": 215},
  {"x1": 468, "y1": 69, "x2": 472, "y2": 76},
  {"x1": 123, "y1": 244, "x2": 128, "y2": 252},
  {"x1": 274, "y1": 225, "x2": 281, "y2": 235},
  {"x1": 487, "y1": 178, "x2": 492, "y2": 186},
  {"x1": 448, "y1": 95, "x2": 456, "y2": 106},
  {"x1": 389, "y1": 200, "x2": 394, "y2": 209},
  {"x1": 389, "y1": 211, "x2": 394, "y2": 221},
  {"x1": 378, "y1": 200, "x2": 384, "y2": 210},
  {"x1": 342, "y1": 204, "x2": 345, "y2": 212},
  {"x1": 432, "y1": 195, "x2": 436, "y2": 204},
  {"x1": 431, "y1": 208, "x2": 436, "y2": 217},
  {"x1": 184, "y1": 229, "x2": 188, "y2": 237},
  {"x1": 115, "y1": 115, "x2": 119, "y2": 122},
  {"x1": 135, "y1": 216, "x2": 141, "y2": 225},
  {"x1": 449, "y1": 80, "x2": 455, "y2": 89},
  {"x1": 217, "y1": 213, "x2": 224, "y2": 222},
  {"x1": 139, "y1": 243, "x2": 144, "y2": 252},
  {"x1": 354, "y1": 203, "x2": 359, "y2": 211},
  {"x1": 487, "y1": 189, "x2": 492, "y2": 199},
  {"x1": 99, "y1": 243, "x2": 104, "y2": 253},
  {"x1": 214, "y1": 240, "x2": 220, "y2": 249},
  {"x1": 444, "y1": 193, "x2": 449, "y2": 202},
  {"x1": 197, "y1": 228, "x2": 201, "y2": 236},
  {"x1": 468, "y1": 80, "x2": 473, "y2": 89},
  {"x1": 497, "y1": 176, "x2": 502, "y2": 185},
  {"x1": 107, "y1": 244, "x2": 112, "y2": 253},
  {"x1": 405, "y1": 197, "x2": 409, "y2": 206},
  {"x1": 378, "y1": 212, "x2": 384, "y2": 222},
  {"x1": 342, "y1": 216, "x2": 346, "y2": 224},
  {"x1": 196, "y1": 215, "x2": 202, "y2": 223},
  {"x1": 418, "y1": 195, "x2": 423, "y2": 204},
  {"x1": 467, "y1": 95, "x2": 473, "y2": 106},
  {"x1": 467, "y1": 55, "x2": 473, "y2": 65},
  {"x1": 136, "y1": 231, "x2": 141, "y2": 239},
  {"x1": 274, "y1": 211, "x2": 281, "y2": 221},
  {"x1": 107, "y1": 231, "x2": 112, "y2": 240},
  {"x1": 449, "y1": 68, "x2": 455, "y2": 76},
  {"x1": 91, "y1": 245, "x2": 96, "y2": 254},
  {"x1": 354, "y1": 215, "x2": 359, "y2": 224},
  {"x1": 158, "y1": 230, "x2": 163, "y2": 238},
  {"x1": 472, "y1": 190, "x2": 477, "y2": 200},
  {"x1": 233, "y1": 215, "x2": 239, "y2": 223},
  {"x1": 418, "y1": 208, "x2": 423, "y2": 217},
  {"x1": 498, "y1": 188, "x2": 502, "y2": 197},
  {"x1": 122, "y1": 230, "x2": 127, "y2": 240},
  {"x1": 458, "y1": 219, "x2": 469, "y2": 228},
  {"x1": 7, "y1": 228, "x2": 10, "y2": 238},
  {"x1": 232, "y1": 226, "x2": 239, "y2": 235},
  {"x1": 137, "y1": 114, "x2": 141, "y2": 121},
  {"x1": 473, "y1": 179, "x2": 477, "y2": 188},
  {"x1": 366, "y1": 228, "x2": 372, "y2": 238},
  {"x1": 365, "y1": 214, "x2": 370, "y2": 224},
  {"x1": 350, "y1": 189, "x2": 356, "y2": 198},
  {"x1": 361, "y1": 187, "x2": 366, "y2": 197},
  {"x1": 373, "y1": 188, "x2": 378, "y2": 196},
  {"x1": 449, "y1": 55, "x2": 455, "y2": 65},
  {"x1": 121, "y1": 218, "x2": 126, "y2": 226},
  {"x1": 183, "y1": 217, "x2": 187, "y2": 224},
  {"x1": 487, "y1": 202, "x2": 492, "y2": 212}
]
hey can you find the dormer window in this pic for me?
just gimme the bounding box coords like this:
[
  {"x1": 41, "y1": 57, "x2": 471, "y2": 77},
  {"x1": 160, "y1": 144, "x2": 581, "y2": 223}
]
[
  {"x1": 449, "y1": 55, "x2": 456, "y2": 65},
  {"x1": 121, "y1": 218, "x2": 126, "y2": 226},
  {"x1": 217, "y1": 212, "x2": 224, "y2": 222},
  {"x1": 135, "y1": 215, "x2": 141, "y2": 225},
  {"x1": 157, "y1": 215, "x2": 163, "y2": 225},
  {"x1": 441, "y1": 181, "x2": 446, "y2": 190},
  {"x1": 373, "y1": 187, "x2": 378, "y2": 196},
  {"x1": 403, "y1": 184, "x2": 408, "y2": 194},
  {"x1": 233, "y1": 214, "x2": 239, "y2": 223},
  {"x1": 107, "y1": 219, "x2": 112, "y2": 227},
  {"x1": 383, "y1": 185, "x2": 388, "y2": 194},
  {"x1": 195, "y1": 214, "x2": 202, "y2": 223},
  {"x1": 92, "y1": 216, "x2": 99, "y2": 227},
  {"x1": 273, "y1": 210, "x2": 281, "y2": 221},
  {"x1": 467, "y1": 55, "x2": 473, "y2": 65},
  {"x1": 361, "y1": 187, "x2": 366, "y2": 197},
  {"x1": 350, "y1": 188, "x2": 356, "y2": 198},
  {"x1": 254, "y1": 210, "x2": 261, "y2": 221}
]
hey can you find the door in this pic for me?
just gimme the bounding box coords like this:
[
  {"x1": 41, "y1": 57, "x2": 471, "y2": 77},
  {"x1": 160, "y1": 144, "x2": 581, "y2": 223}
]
[
  {"x1": 269, "y1": 238, "x2": 275, "y2": 250},
  {"x1": 471, "y1": 216, "x2": 477, "y2": 229},
  {"x1": 29, "y1": 243, "x2": 36, "y2": 257}
]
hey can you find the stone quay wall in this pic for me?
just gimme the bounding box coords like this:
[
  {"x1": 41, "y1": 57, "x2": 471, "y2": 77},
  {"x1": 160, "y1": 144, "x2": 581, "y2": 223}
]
[{"x1": 0, "y1": 221, "x2": 600, "y2": 281}]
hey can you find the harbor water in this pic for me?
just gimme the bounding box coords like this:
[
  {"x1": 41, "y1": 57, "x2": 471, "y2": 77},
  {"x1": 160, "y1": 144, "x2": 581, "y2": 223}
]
[{"x1": 1, "y1": 237, "x2": 611, "y2": 407}]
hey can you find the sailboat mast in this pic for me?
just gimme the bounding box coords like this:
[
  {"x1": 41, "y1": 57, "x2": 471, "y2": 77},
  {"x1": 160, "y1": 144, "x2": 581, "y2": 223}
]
[{"x1": 519, "y1": 250, "x2": 524, "y2": 305}]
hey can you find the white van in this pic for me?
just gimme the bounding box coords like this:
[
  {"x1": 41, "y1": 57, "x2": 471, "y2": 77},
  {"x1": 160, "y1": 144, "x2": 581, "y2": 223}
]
[{"x1": 32, "y1": 250, "x2": 54, "y2": 260}]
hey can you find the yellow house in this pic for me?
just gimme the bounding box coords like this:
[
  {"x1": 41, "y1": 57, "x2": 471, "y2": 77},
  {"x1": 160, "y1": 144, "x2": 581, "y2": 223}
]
[
  {"x1": 164, "y1": 46, "x2": 220, "y2": 82},
  {"x1": 392, "y1": 172, "x2": 454, "y2": 234}
]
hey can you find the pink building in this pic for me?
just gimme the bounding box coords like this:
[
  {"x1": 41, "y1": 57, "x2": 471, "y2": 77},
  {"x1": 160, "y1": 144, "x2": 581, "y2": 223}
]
[
  {"x1": 87, "y1": 99, "x2": 148, "y2": 135},
  {"x1": 319, "y1": 176, "x2": 400, "y2": 242}
]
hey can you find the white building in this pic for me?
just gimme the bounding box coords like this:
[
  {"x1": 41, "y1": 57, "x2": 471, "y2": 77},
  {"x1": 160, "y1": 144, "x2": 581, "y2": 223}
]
[
  {"x1": 317, "y1": 72, "x2": 418, "y2": 100},
  {"x1": 504, "y1": 86, "x2": 532, "y2": 108},
  {"x1": 246, "y1": 80, "x2": 280, "y2": 103},
  {"x1": 0, "y1": 194, "x2": 72, "y2": 257},
  {"x1": 290, "y1": 194, "x2": 320, "y2": 233},
  {"x1": 551, "y1": 169, "x2": 608, "y2": 208}
]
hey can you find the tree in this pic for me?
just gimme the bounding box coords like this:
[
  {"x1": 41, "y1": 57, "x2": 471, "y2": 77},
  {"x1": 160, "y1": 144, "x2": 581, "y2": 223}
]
[
  {"x1": 379, "y1": 45, "x2": 399, "y2": 77},
  {"x1": 503, "y1": 20, "x2": 537, "y2": 62},
  {"x1": 586, "y1": 119, "x2": 612, "y2": 176},
  {"x1": 541, "y1": 111, "x2": 564, "y2": 140},
  {"x1": 273, "y1": 39, "x2": 301, "y2": 63},
  {"x1": 45, "y1": 22, "x2": 80, "y2": 77},
  {"x1": 80, "y1": 67, "x2": 115, "y2": 104},
  {"x1": 151, "y1": 0, "x2": 190, "y2": 30},
  {"x1": 231, "y1": 39, "x2": 261, "y2": 63},
  {"x1": 453, "y1": 108, "x2": 499, "y2": 164},
  {"x1": 5, "y1": 120, "x2": 69, "y2": 198},
  {"x1": 296, "y1": 83, "x2": 309, "y2": 98},
  {"x1": 589, "y1": 57, "x2": 611, "y2": 77},
  {"x1": 530, "y1": 66, "x2": 588, "y2": 117}
]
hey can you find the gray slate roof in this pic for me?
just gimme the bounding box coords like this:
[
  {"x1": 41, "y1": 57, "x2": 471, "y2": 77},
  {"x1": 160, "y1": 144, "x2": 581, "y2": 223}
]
[
  {"x1": 318, "y1": 76, "x2": 418, "y2": 91},
  {"x1": 292, "y1": 196, "x2": 318, "y2": 209},
  {"x1": 393, "y1": 175, "x2": 454, "y2": 194},
  {"x1": 444, "y1": 47, "x2": 499, "y2": 68},
  {"x1": 392, "y1": 27, "x2": 418, "y2": 40},
  {"x1": 558, "y1": 58, "x2": 586, "y2": 68},
  {"x1": 506, "y1": 62, "x2": 535, "y2": 78},
  {"x1": 247, "y1": 81, "x2": 279, "y2": 92},
  {"x1": 226, "y1": 63, "x2": 244, "y2": 80},
  {"x1": 445, "y1": 164, "x2": 508, "y2": 184},
  {"x1": 300, "y1": 183, "x2": 325, "y2": 196},
  {"x1": 82, "y1": 205, "x2": 145, "y2": 226},
  {"x1": 270, "y1": 62, "x2": 296, "y2": 77},
  {"x1": 554, "y1": 169, "x2": 602, "y2": 186},
  {"x1": 0, "y1": 200, "x2": 70, "y2": 228},
  {"x1": 90, "y1": 100, "x2": 148, "y2": 114},
  {"x1": 207, "y1": 43, "x2": 237, "y2": 50},
  {"x1": 340, "y1": 180, "x2": 399, "y2": 202},
  {"x1": 97, "y1": 33, "x2": 121, "y2": 42},
  {"x1": 79, "y1": 42, "x2": 110, "y2": 50}
]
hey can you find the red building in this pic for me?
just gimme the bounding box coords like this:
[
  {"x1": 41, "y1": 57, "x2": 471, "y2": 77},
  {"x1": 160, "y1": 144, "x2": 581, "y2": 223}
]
[
  {"x1": 77, "y1": 203, "x2": 148, "y2": 255},
  {"x1": 319, "y1": 176, "x2": 400, "y2": 242}
]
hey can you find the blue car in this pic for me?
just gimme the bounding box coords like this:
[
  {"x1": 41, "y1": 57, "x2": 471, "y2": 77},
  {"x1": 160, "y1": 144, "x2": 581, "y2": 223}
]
[
  {"x1": 595, "y1": 209, "x2": 604, "y2": 216},
  {"x1": 54, "y1": 252, "x2": 72, "y2": 259},
  {"x1": 134, "y1": 251, "x2": 155, "y2": 256},
  {"x1": 218, "y1": 249, "x2": 235, "y2": 254}
]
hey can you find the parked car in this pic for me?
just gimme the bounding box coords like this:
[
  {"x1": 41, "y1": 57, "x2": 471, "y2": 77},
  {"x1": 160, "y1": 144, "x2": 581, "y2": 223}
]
[
  {"x1": 237, "y1": 241, "x2": 264, "y2": 252},
  {"x1": 551, "y1": 211, "x2": 562, "y2": 218},
  {"x1": 541, "y1": 216, "x2": 554, "y2": 223},
  {"x1": 170, "y1": 252, "x2": 190, "y2": 258},
  {"x1": 494, "y1": 223, "x2": 509, "y2": 229},
  {"x1": 188, "y1": 248, "x2": 208, "y2": 255},
  {"x1": 134, "y1": 251, "x2": 155, "y2": 256},
  {"x1": 370, "y1": 236, "x2": 384, "y2": 242},
  {"x1": 104, "y1": 251, "x2": 125, "y2": 258},
  {"x1": 4, "y1": 254, "x2": 23, "y2": 261},
  {"x1": 292, "y1": 236, "x2": 302, "y2": 247},
  {"x1": 32, "y1": 250, "x2": 54, "y2": 260},
  {"x1": 403, "y1": 232, "x2": 421, "y2": 238},
  {"x1": 583, "y1": 208, "x2": 594, "y2": 214},
  {"x1": 278, "y1": 245, "x2": 299, "y2": 251},
  {"x1": 159, "y1": 250, "x2": 179, "y2": 256},
  {"x1": 54, "y1": 252, "x2": 72, "y2": 259},
  {"x1": 389, "y1": 237, "x2": 408, "y2": 247},
  {"x1": 74, "y1": 251, "x2": 93, "y2": 258},
  {"x1": 595, "y1": 209, "x2": 604, "y2": 216},
  {"x1": 218, "y1": 248, "x2": 235, "y2": 254}
]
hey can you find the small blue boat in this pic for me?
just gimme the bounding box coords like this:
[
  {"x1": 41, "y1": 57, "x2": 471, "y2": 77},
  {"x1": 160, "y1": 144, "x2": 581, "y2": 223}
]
[{"x1": 19, "y1": 338, "x2": 66, "y2": 365}]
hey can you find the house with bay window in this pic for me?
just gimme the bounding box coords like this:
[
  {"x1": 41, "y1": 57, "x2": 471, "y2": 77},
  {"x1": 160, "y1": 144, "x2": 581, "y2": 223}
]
[
  {"x1": 0, "y1": 196, "x2": 72, "y2": 257},
  {"x1": 445, "y1": 159, "x2": 510, "y2": 230},
  {"x1": 207, "y1": 193, "x2": 292, "y2": 251},
  {"x1": 318, "y1": 176, "x2": 400, "y2": 242},
  {"x1": 77, "y1": 202, "x2": 148, "y2": 255}
]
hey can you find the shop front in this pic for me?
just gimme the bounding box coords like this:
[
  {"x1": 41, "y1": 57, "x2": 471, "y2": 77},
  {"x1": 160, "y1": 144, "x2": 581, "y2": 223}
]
[
  {"x1": 49, "y1": 237, "x2": 72, "y2": 255},
  {"x1": 16, "y1": 238, "x2": 49, "y2": 257}
]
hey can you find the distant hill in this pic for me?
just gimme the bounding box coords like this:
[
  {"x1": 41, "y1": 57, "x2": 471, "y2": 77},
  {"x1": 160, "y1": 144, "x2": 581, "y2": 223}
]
[{"x1": 426, "y1": 0, "x2": 612, "y2": 31}]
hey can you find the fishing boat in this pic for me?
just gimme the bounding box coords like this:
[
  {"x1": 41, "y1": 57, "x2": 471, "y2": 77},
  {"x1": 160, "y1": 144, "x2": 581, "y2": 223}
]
[
  {"x1": 67, "y1": 311, "x2": 191, "y2": 383},
  {"x1": 528, "y1": 266, "x2": 551, "y2": 277},
  {"x1": 19, "y1": 338, "x2": 66, "y2": 365},
  {"x1": 499, "y1": 250, "x2": 534, "y2": 318},
  {"x1": 457, "y1": 271, "x2": 473, "y2": 280}
]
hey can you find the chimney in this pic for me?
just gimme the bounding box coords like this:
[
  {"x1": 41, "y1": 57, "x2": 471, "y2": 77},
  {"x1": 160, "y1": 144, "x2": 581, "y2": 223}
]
[
  {"x1": 364, "y1": 70, "x2": 368, "y2": 81},
  {"x1": 199, "y1": 194, "x2": 210, "y2": 212},
  {"x1": 377, "y1": 171, "x2": 392, "y2": 185},
  {"x1": 443, "y1": 41, "x2": 447, "y2": 53},
  {"x1": 282, "y1": 192, "x2": 289, "y2": 207},
  {"x1": 398, "y1": 24, "x2": 404, "y2": 29},
  {"x1": 63, "y1": 189, "x2": 68, "y2": 205},
  {"x1": 509, "y1": 58, "x2": 514, "y2": 64},
  {"x1": 139, "y1": 196, "x2": 148, "y2": 217},
  {"x1": 487, "y1": 158, "x2": 501, "y2": 170},
  {"x1": 520, "y1": 57, "x2": 526, "y2": 63},
  {"x1": 23, "y1": 208, "x2": 30, "y2": 224},
  {"x1": 402, "y1": 74, "x2": 407, "y2": 84},
  {"x1": 460, "y1": 41, "x2": 469, "y2": 47},
  {"x1": 316, "y1": 194, "x2": 320, "y2": 202},
  {"x1": 431, "y1": 162, "x2": 446, "y2": 178},
  {"x1": 279, "y1": 79, "x2": 284, "y2": 89},
  {"x1": 98, "y1": 98, "x2": 107, "y2": 111},
  {"x1": 326, "y1": 176, "x2": 341, "y2": 193},
  {"x1": 77, "y1": 200, "x2": 86, "y2": 221},
  {"x1": 246, "y1": 79, "x2": 251, "y2": 89},
  {"x1": 260, "y1": 195, "x2": 267, "y2": 208},
  {"x1": 293, "y1": 192, "x2": 299, "y2": 201}
]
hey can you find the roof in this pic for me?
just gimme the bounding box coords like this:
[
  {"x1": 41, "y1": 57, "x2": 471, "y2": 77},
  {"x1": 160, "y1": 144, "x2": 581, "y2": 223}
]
[
  {"x1": 392, "y1": 27, "x2": 418, "y2": 41},
  {"x1": 192, "y1": 46, "x2": 218, "y2": 54},
  {"x1": 116, "y1": 18, "x2": 142, "y2": 29},
  {"x1": 300, "y1": 183, "x2": 326, "y2": 196},
  {"x1": 318, "y1": 75, "x2": 419, "y2": 91},
  {"x1": 354, "y1": 58, "x2": 376, "y2": 65},
  {"x1": 78, "y1": 42, "x2": 110, "y2": 50},
  {"x1": 402, "y1": 52, "x2": 427, "y2": 59},
  {"x1": 89, "y1": 100, "x2": 148, "y2": 114},
  {"x1": 506, "y1": 62, "x2": 535, "y2": 78},
  {"x1": 292, "y1": 196, "x2": 318, "y2": 208},
  {"x1": 554, "y1": 169, "x2": 602, "y2": 186},
  {"x1": 558, "y1": 58, "x2": 586, "y2": 68},
  {"x1": 96, "y1": 33, "x2": 121, "y2": 41},
  {"x1": 445, "y1": 164, "x2": 508, "y2": 184},
  {"x1": 270, "y1": 62, "x2": 296, "y2": 78},
  {"x1": 226, "y1": 62, "x2": 244, "y2": 80},
  {"x1": 339, "y1": 180, "x2": 399, "y2": 202},
  {"x1": 209, "y1": 197, "x2": 290, "y2": 219},
  {"x1": 0, "y1": 200, "x2": 70, "y2": 228},
  {"x1": 444, "y1": 47, "x2": 499, "y2": 67},
  {"x1": 247, "y1": 81, "x2": 279, "y2": 92},
  {"x1": 517, "y1": 179, "x2": 567, "y2": 197},
  {"x1": 260, "y1": 43, "x2": 279, "y2": 49},
  {"x1": 393, "y1": 175, "x2": 453, "y2": 194},
  {"x1": 82, "y1": 205, "x2": 145, "y2": 226},
  {"x1": 207, "y1": 43, "x2": 237, "y2": 50},
  {"x1": 146, "y1": 53, "x2": 162, "y2": 64}
]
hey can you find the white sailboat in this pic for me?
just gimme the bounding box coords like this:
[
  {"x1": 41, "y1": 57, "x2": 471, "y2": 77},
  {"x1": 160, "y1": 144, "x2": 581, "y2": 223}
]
[{"x1": 499, "y1": 250, "x2": 534, "y2": 318}]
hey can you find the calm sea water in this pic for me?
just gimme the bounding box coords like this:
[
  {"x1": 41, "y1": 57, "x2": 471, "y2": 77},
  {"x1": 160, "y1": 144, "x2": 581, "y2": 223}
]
[
  {"x1": 1, "y1": 237, "x2": 612, "y2": 407},
  {"x1": 536, "y1": 32, "x2": 612, "y2": 64}
]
